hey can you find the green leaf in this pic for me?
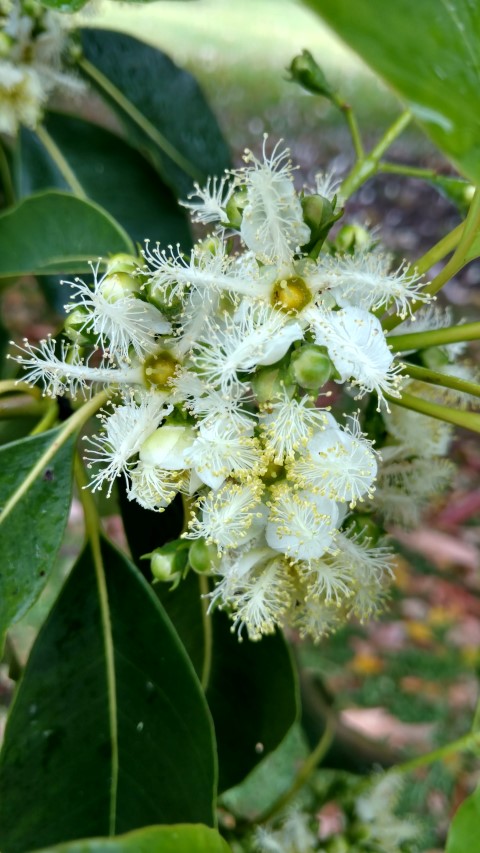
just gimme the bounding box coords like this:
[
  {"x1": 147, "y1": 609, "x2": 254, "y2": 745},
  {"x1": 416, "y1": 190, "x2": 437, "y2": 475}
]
[
  {"x1": 38, "y1": 0, "x2": 87, "y2": 10},
  {"x1": 16, "y1": 115, "x2": 192, "y2": 247},
  {"x1": 0, "y1": 191, "x2": 133, "y2": 278},
  {"x1": 0, "y1": 428, "x2": 75, "y2": 654},
  {"x1": 79, "y1": 29, "x2": 231, "y2": 197},
  {"x1": 156, "y1": 573, "x2": 299, "y2": 793},
  {"x1": 305, "y1": 0, "x2": 480, "y2": 184},
  {"x1": 34, "y1": 824, "x2": 232, "y2": 853},
  {"x1": 0, "y1": 539, "x2": 216, "y2": 853},
  {"x1": 446, "y1": 786, "x2": 480, "y2": 852}
]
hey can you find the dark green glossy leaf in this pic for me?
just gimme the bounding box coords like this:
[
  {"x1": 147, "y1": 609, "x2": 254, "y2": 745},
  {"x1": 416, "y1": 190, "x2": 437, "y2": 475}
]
[
  {"x1": 156, "y1": 573, "x2": 299, "y2": 792},
  {"x1": 34, "y1": 824, "x2": 232, "y2": 853},
  {"x1": 0, "y1": 540, "x2": 216, "y2": 852},
  {"x1": 306, "y1": 0, "x2": 480, "y2": 183},
  {"x1": 446, "y1": 786, "x2": 480, "y2": 852},
  {"x1": 16, "y1": 116, "x2": 192, "y2": 247},
  {"x1": 0, "y1": 428, "x2": 75, "y2": 654},
  {"x1": 79, "y1": 29, "x2": 231, "y2": 197},
  {"x1": 0, "y1": 191, "x2": 133, "y2": 278}
]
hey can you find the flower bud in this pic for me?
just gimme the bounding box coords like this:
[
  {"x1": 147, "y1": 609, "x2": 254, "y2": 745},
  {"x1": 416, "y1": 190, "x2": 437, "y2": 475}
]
[
  {"x1": 225, "y1": 186, "x2": 248, "y2": 229},
  {"x1": 188, "y1": 538, "x2": 221, "y2": 574},
  {"x1": 105, "y1": 253, "x2": 139, "y2": 276},
  {"x1": 335, "y1": 224, "x2": 371, "y2": 254},
  {"x1": 301, "y1": 194, "x2": 342, "y2": 255},
  {"x1": 99, "y1": 271, "x2": 139, "y2": 302},
  {"x1": 251, "y1": 362, "x2": 294, "y2": 405},
  {"x1": 288, "y1": 49, "x2": 335, "y2": 99},
  {"x1": 289, "y1": 344, "x2": 333, "y2": 389},
  {"x1": 147, "y1": 540, "x2": 189, "y2": 582},
  {"x1": 139, "y1": 424, "x2": 196, "y2": 470},
  {"x1": 64, "y1": 306, "x2": 96, "y2": 346}
]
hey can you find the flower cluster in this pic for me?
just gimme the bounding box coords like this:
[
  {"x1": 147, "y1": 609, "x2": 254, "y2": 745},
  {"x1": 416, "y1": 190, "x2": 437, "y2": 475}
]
[
  {"x1": 0, "y1": 0, "x2": 81, "y2": 135},
  {"x1": 13, "y1": 138, "x2": 442, "y2": 641}
]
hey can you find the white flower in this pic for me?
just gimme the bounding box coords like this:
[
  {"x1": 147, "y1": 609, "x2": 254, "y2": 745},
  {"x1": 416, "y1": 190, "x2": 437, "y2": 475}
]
[
  {"x1": 229, "y1": 557, "x2": 293, "y2": 640},
  {"x1": 260, "y1": 393, "x2": 331, "y2": 463},
  {"x1": 238, "y1": 138, "x2": 311, "y2": 265},
  {"x1": 317, "y1": 251, "x2": 429, "y2": 317},
  {"x1": 373, "y1": 457, "x2": 455, "y2": 527},
  {"x1": 309, "y1": 305, "x2": 404, "y2": 409},
  {"x1": 180, "y1": 175, "x2": 232, "y2": 225},
  {"x1": 303, "y1": 558, "x2": 354, "y2": 605},
  {"x1": 266, "y1": 485, "x2": 339, "y2": 562},
  {"x1": 186, "y1": 481, "x2": 265, "y2": 551},
  {"x1": 172, "y1": 369, "x2": 257, "y2": 433},
  {"x1": 291, "y1": 416, "x2": 377, "y2": 505},
  {"x1": 185, "y1": 419, "x2": 264, "y2": 490},
  {"x1": 138, "y1": 423, "x2": 196, "y2": 470},
  {"x1": 382, "y1": 386, "x2": 453, "y2": 459},
  {"x1": 192, "y1": 303, "x2": 303, "y2": 393},
  {"x1": 65, "y1": 266, "x2": 171, "y2": 361},
  {"x1": 83, "y1": 394, "x2": 172, "y2": 496},
  {"x1": 287, "y1": 593, "x2": 340, "y2": 641},
  {"x1": 9, "y1": 336, "x2": 143, "y2": 398},
  {"x1": 315, "y1": 169, "x2": 343, "y2": 202},
  {"x1": 128, "y1": 461, "x2": 183, "y2": 512},
  {"x1": 144, "y1": 239, "x2": 271, "y2": 305},
  {"x1": 0, "y1": 60, "x2": 44, "y2": 133}
]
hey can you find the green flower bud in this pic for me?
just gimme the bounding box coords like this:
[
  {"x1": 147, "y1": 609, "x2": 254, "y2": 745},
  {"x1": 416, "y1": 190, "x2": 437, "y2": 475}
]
[
  {"x1": 301, "y1": 194, "x2": 343, "y2": 256},
  {"x1": 64, "y1": 306, "x2": 96, "y2": 346},
  {"x1": 99, "y1": 271, "x2": 139, "y2": 302},
  {"x1": 146, "y1": 540, "x2": 189, "y2": 583},
  {"x1": 105, "y1": 253, "x2": 139, "y2": 276},
  {"x1": 189, "y1": 538, "x2": 221, "y2": 574},
  {"x1": 251, "y1": 361, "x2": 294, "y2": 405},
  {"x1": 288, "y1": 49, "x2": 335, "y2": 99},
  {"x1": 289, "y1": 343, "x2": 332, "y2": 389},
  {"x1": 139, "y1": 423, "x2": 196, "y2": 469},
  {"x1": 146, "y1": 280, "x2": 182, "y2": 317},
  {"x1": 225, "y1": 186, "x2": 248, "y2": 229},
  {"x1": 421, "y1": 345, "x2": 450, "y2": 369},
  {"x1": 335, "y1": 223, "x2": 371, "y2": 254}
]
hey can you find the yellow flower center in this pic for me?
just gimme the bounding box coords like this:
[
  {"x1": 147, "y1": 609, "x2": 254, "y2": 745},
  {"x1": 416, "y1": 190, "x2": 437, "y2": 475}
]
[
  {"x1": 143, "y1": 352, "x2": 178, "y2": 388},
  {"x1": 271, "y1": 276, "x2": 311, "y2": 313}
]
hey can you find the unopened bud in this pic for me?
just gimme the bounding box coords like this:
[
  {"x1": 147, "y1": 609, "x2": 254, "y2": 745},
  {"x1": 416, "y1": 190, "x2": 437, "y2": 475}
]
[
  {"x1": 225, "y1": 186, "x2": 248, "y2": 229},
  {"x1": 301, "y1": 194, "x2": 342, "y2": 255},
  {"x1": 139, "y1": 424, "x2": 196, "y2": 470},
  {"x1": 288, "y1": 49, "x2": 335, "y2": 99},
  {"x1": 146, "y1": 540, "x2": 189, "y2": 582},
  {"x1": 289, "y1": 344, "x2": 332, "y2": 389},
  {"x1": 189, "y1": 538, "x2": 221, "y2": 574},
  {"x1": 251, "y1": 362, "x2": 294, "y2": 405},
  {"x1": 105, "y1": 253, "x2": 139, "y2": 276},
  {"x1": 335, "y1": 224, "x2": 371, "y2": 254},
  {"x1": 64, "y1": 306, "x2": 96, "y2": 346},
  {"x1": 99, "y1": 271, "x2": 139, "y2": 302}
]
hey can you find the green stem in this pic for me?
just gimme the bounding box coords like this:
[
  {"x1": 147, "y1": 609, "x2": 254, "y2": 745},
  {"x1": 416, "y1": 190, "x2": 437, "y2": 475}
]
[
  {"x1": 394, "y1": 730, "x2": 480, "y2": 775},
  {"x1": 74, "y1": 453, "x2": 119, "y2": 835},
  {"x1": 35, "y1": 124, "x2": 87, "y2": 199},
  {"x1": 30, "y1": 400, "x2": 59, "y2": 435},
  {"x1": 340, "y1": 111, "x2": 411, "y2": 199},
  {"x1": 384, "y1": 189, "x2": 480, "y2": 332},
  {"x1": 386, "y1": 390, "x2": 480, "y2": 433},
  {"x1": 378, "y1": 161, "x2": 440, "y2": 181},
  {"x1": 412, "y1": 224, "x2": 463, "y2": 278},
  {"x1": 79, "y1": 58, "x2": 202, "y2": 183},
  {"x1": 0, "y1": 139, "x2": 14, "y2": 207},
  {"x1": 388, "y1": 322, "x2": 480, "y2": 352},
  {"x1": 401, "y1": 362, "x2": 480, "y2": 399},
  {"x1": 0, "y1": 390, "x2": 108, "y2": 527},
  {"x1": 255, "y1": 717, "x2": 336, "y2": 825},
  {"x1": 199, "y1": 573, "x2": 213, "y2": 691},
  {"x1": 333, "y1": 95, "x2": 364, "y2": 159}
]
